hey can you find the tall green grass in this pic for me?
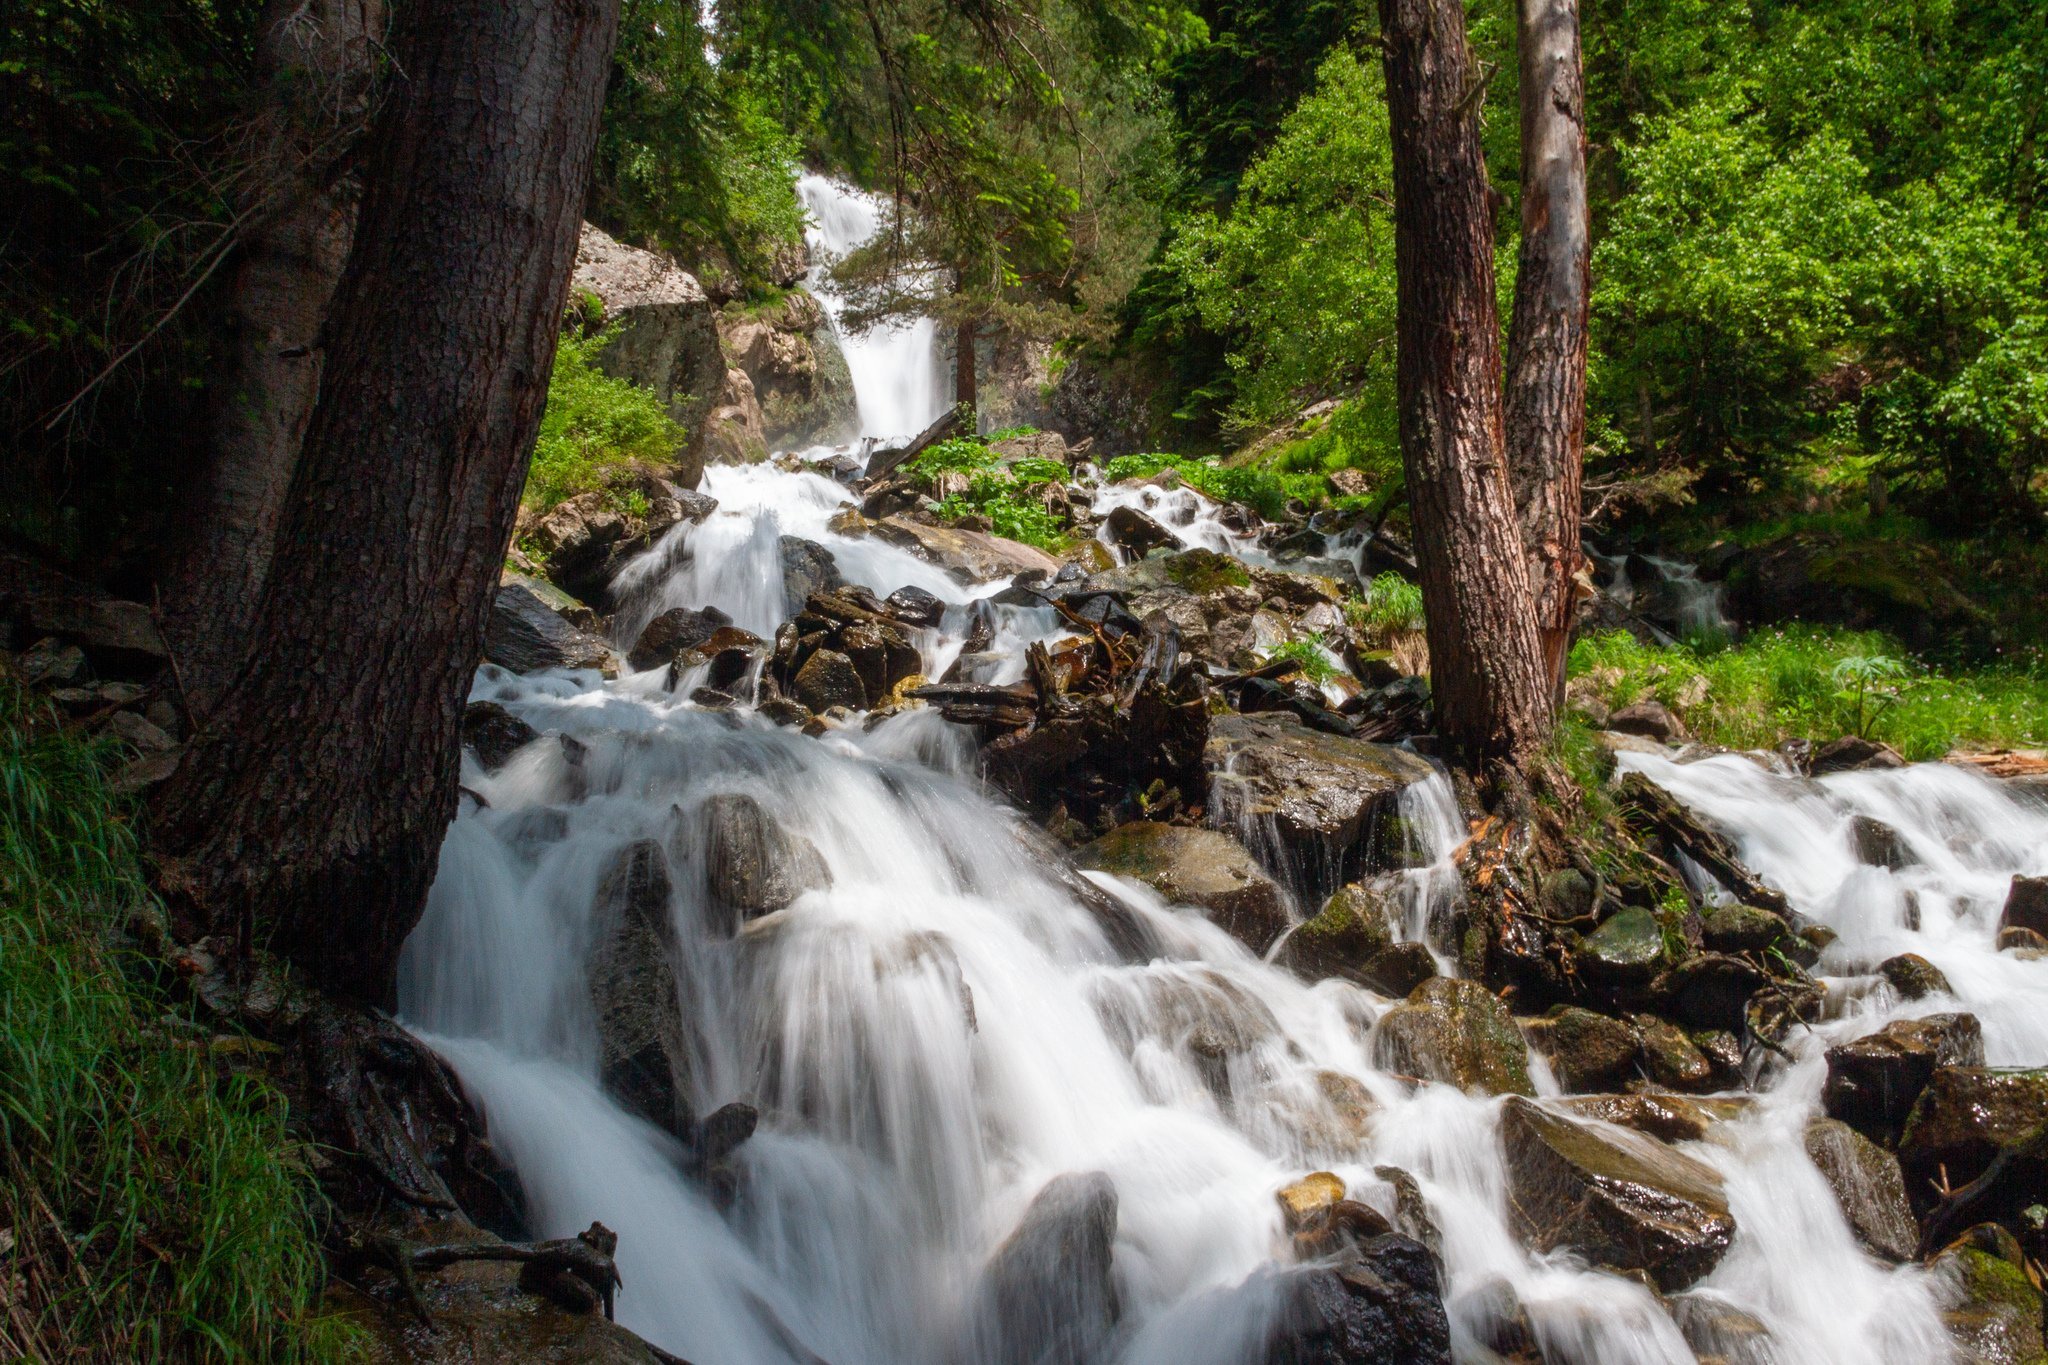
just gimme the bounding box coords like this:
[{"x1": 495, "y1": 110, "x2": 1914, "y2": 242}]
[
  {"x1": 526, "y1": 323, "x2": 687, "y2": 514},
  {"x1": 1569, "y1": 626, "x2": 2048, "y2": 760},
  {"x1": 0, "y1": 680, "x2": 349, "y2": 1360}
]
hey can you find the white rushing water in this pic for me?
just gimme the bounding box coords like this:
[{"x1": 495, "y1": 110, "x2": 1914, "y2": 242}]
[
  {"x1": 399, "y1": 306, "x2": 2046, "y2": 1362},
  {"x1": 798, "y1": 175, "x2": 947, "y2": 442}
]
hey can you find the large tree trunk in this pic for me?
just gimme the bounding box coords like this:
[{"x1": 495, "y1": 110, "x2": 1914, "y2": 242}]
[
  {"x1": 151, "y1": 0, "x2": 621, "y2": 1003},
  {"x1": 1378, "y1": 0, "x2": 1553, "y2": 767},
  {"x1": 158, "y1": 0, "x2": 385, "y2": 717},
  {"x1": 1503, "y1": 0, "x2": 1590, "y2": 698}
]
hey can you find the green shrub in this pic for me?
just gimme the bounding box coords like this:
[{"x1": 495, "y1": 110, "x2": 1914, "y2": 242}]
[
  {"x1": 1264, "y1": 635, "x2": 1337, "y2": 685},
  {"x1": 904, "y1": 436, "x2": 1000, "y2": 480},
  {"x1": 1346, "y1": 572, "x2": 1426, "y2": 646},
  {"x1": 0, "y1": 681, "x2": 351, "y2": 1360},
  {"x1": 1099, "y1": 452, "x2": 1317, "y2": 520},
  {"x1": 526, "y1": 327, "x2": 686, "y2": 514},
  {"x1": 1569, "y1": 626, "x2": 2048, "y2": 760}
]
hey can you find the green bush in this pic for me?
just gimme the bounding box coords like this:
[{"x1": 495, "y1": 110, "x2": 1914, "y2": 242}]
[
  {"x1": 1263, "y1": 635, "x2": 1337, "y2": 685},
  {"x1": 1346, "y1": 572, "x2": 1426, "y2": 646},
  {"x1": 526, "y1": 326, "x2": 686, "y2": 514},
  {"x1": 1569, "y1": 626, "x2": 2048, "y2": 760},
  {"x1": 1099, "y1": 451, "x2": 1317, "y2": 520},
  {"x1": 0, "y1": 681, "x2": 350, "y2": 1360}
]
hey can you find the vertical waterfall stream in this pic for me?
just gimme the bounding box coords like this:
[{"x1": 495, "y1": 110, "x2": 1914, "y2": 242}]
[{"x1": 399, "y1": 188, "x2": 2047, "y2": 1362}]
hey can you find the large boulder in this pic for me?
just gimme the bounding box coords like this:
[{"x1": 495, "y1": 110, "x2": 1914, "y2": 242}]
[
  {"x1": 867, "y1": 515, "x2": 1062, "y2": 584},
  {"x1": 1499, "y1": 1096, "x2": 1736, "y2": 1291},
  {"x1": 780, "y1": 537, "x2": 846, "y2": 616},
  {"x1": 1203, "y1": 712, "x2": 1436, "y2": 905},
  {"x1": 1077, "y1": 823, "x2": 1289, "y2": 955},
  {"x1": 8, "y1": 590, "x2": 167, "y2": 676},
  {"x1": 1803, "y1": 1117, "x2": 1918, "y2": 1263},
  {"x1": 1276, "y1": 881, "x2": 1394, "y2": 982},
  {"x1": 966, "y1": 1172, "x2": 1121, "y2": 1365},
  {"x1": 1255, "y1": 1236, "x2": 1452, "y2": 1365},
  {"x1": 486, "y1": 575, "x2": 618, "y2": 675},
  {"x1": 519, "y1": 480, "x2": 716, "y2": 606},
  {"x1": 1933, "y1": 1235, "x2": 2048, "y2": 1365},
  {"x1": 570, "y1": 222, "x2": 724, "y2": 488},
  {"x1": 1898, "y1": 1067, "x2": 2048, "y2": 1222},
  {"x1": 1822, "y1": 1013, "x2": 1985, "y2": 1146},
  {"x1": 1371, "y1": 978, "x2": 1534, "y2": 1097},
  {"x1": 587, "y1": 841, "x2": 693, "y2": 1139},
  {"x1": 1999, "y1": 875, "x2": 2048, "y2": 939},
  {"x1": 1524, "y1": 1007, "x2": 1642, "y2": 1093},
  {"x1": 718, "y1": 289, "x2": 859, "y2": 449},
  {"x1": 627, "y1": 605, "x2": 731, "y2": 671},
  {"x1": 687, "y1": 793, "x2": 830, "y2": 933},
  {"x1": 704, "y1": 366, "x2": 770, "y2": 466}
]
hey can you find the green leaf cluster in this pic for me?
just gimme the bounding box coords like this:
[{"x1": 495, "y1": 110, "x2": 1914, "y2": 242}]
[{"x1": 526, "y1": 326, "x2": 687, "y2": 514}]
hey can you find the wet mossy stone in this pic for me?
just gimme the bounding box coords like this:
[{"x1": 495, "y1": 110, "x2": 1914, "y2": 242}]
[
  {"x1": 1358, "y1": 941, "x2": 1439, "y2": 999},
  {"x1": 1578, "y1": 906, "x2": 1669, "y2": 985},
  {"x1": 1632, "y1": 1013, "x2": 1717, "y2": 1093},
  {"x1": 1898, "y1": 1067, "x2": 2048, "y2": 1222},
  {"x1": 1078, "y1": 822, "x2": 1290, "y2": 955},
  {"x1": 1823, "y1": 1013, "x2": 1985, "y2": 1148},
  {"x1": 1700, "y1": 903, "x2": 1787, "y2": 954},
  {"x1": 1371, "y1": 977, "x2": 1534, "y2": 1098},
  {"x1": 1499, "y1": 1096, "x2": 1736, "y2": 1292},
  {"x1": 1934, "y1": 1238, "x2": 2048, "y2": 1365},
  {"x1": 1880, "y1": 952, "x2": 1952, "y2": 1001},
  {"x1": 1529, "y1": 1007, "x2": 1641, "y2": 1093},
  {"x1": 1279, "y1": 882, "x2": 1395, "y2": 982}
]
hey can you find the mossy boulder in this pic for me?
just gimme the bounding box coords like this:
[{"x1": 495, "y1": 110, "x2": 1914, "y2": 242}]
[
  {"x1": 1632, "y1": 1013, "x2": 1717, "y2": 1093},
  {"x1": 1371, "y1": 977, "x2": 1534, "y2": 1097},
  {"x1": 1933, "y1": 1238, "x2": 2048, "y2": 1365},
  {"x1": 1880, "y1": 952, "x2": 1953, "y2": 1001},
  {"x1": 1899, "y1": 1067, "x2": 2048, "y2": 1222},
  {"x1": 1804, "y1": 1117, "x2": 1919, "y2": 1263},
  {"x1": 1278, "y1": 882, "x2": 1395, "y2": 982},
  {"x1": 1078, "y1": 822, "x2": 1290, "y2": 954},
  {"x1": 1577, "y1": 906, "x2": 1671, "y2": 985},
  {"x1": 1526, "y1": 1007, "x2": 1641, "y2": 1093},
  {"x1": 1700, "y1": 903, "x2": 1788, "y2": 954}
]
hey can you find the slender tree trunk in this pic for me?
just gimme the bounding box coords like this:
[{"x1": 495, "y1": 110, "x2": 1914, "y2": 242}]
[
  {"x1": 1504, "y1": 0, "x2": 1590, "y2": 699},
  {"x1": 159, "y1": 0, "x2": 385, "y2": 717},
  {"x1": 1378, "y1": 0, "x2": 1553, "y2": 767},
  {"x1": 955, "y1": 317, "x2": 979, "y2": 415},
  {"x1": 151, "y1": 0, "x2": 621, "y2": 1003}
]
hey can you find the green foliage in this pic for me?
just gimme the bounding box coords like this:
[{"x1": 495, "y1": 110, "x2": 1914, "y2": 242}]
[
  {"x1": 1100, "y1": 451, "x2": 1315, "y2": 518},
  {"x1": 1264, "y1": 634, "x2": 1337, "y2": 684},
  {"x1": 1569, "y1": 627, "x2": 2048, "y2": 760},
  {"x1": 905, "y1": 436, "x2": 1000, "y2": 479},
  {"x1": 1008, "y1": 456, "x2": 1071, "y2": 485},
  {"x1": 526, "y1": 328, "x2": 686, "y2": 514},
  {"x1": 908, "y1": 431, "x2": 1073, "y2": 549},
  {"x1": 0, "y1": 680, "x2": 348, "y2": 1361},
  {"x1": 1345, "y1": 572, "x2": 1426, "y2": 645}
]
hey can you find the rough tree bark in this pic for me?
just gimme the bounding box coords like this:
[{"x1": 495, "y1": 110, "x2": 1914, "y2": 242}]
[
  {"x1": 955, "y1": 318, "x2": 979, "y2": 414},
  {"x1": 158, "y1": 0, "x2": 385, "y2": 717},
  {"x1": 1503, "y1": 0, "x2": 1590, "y2": 699},
  {"x1": 1378, "y1": 0, "x2": 1553, "y2": 767},
  {"x1": 151, "y1": 0, "x2": 622, "y2": 1003}
]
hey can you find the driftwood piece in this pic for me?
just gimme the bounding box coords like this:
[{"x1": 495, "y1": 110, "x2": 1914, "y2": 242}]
[
  {"x1": 863, "y1": 403, "x2": 969, "y2": 482},
  {"x1": 350, "y1": 1221, "x2": 626, "y2": 1324},
  {"x1": 1616, "y1": 772, "x2": 1791, "y2": 916}
]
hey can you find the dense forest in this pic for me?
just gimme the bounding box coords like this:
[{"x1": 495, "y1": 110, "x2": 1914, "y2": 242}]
[{"x1": 4, "y1": 0, "x2": 2047, "y2": 1362}]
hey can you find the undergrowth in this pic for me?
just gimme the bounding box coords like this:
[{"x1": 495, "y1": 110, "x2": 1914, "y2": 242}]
[
  {"x1": 526, "y1": 321, "x2": 686, "y2": 515},
  {"x1": 1570, "y1": 626, "x2": 2048, "y2": 760},
  {"x1": 1099, "y1": 451, "x2": 1320, "y2": 521},
  {"x1": 905, "y1": 434, "x2": 1072, "y2": 551},
  {"x1": 0, "y1": 679, "x2": 349, "y2": 1361}
]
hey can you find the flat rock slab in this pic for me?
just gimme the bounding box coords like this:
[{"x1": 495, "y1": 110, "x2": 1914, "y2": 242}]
[{"x1": 868, "y1": 516, "x2": 1061, "y2": 584}]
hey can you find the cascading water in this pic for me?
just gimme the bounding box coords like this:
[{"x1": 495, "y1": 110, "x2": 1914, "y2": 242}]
[
  {"x1": 798, "y1": 174, "x2": 947, "y2": 442},
  {"x1": 400, "y1": 277, "x2": 2043, "y2": 1363}
]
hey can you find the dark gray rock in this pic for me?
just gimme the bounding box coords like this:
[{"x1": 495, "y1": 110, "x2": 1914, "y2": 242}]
[
  {"x1": 1358, "y1": 942, "x2": 1439, "y2": 1000},
  {"x1": 968, "y1": 1172, "x2": 1121, "y2": 1365},
  {"x1": 1823, "y1": 1013, "x2": 1985, "y2": 1146},
  {"x1": 588, "y1": 841, "x2": 693, "y2": 1139},
  {"x1": 1105, "y1": 504, "x2": 1177, "y2": 557},
  {"x1": 883, "y1": 584, "x2": 946, "y2": 629},
  {"x1": 780, "y1": 537, "x2": 845, "y2": 617},
  {"x1": 629, "y1": 605, "x2": 731, "y2": 671},
  {"x1": 689, "y1": 793, "x2": 830, "y2": 932},
  {"x1": 1804, "y1": 1117, "x2": 1918, "y2": 1262},
  {"x1": 1256, "y1": 1235, "x2": 1452, "y2": 1365},
  {"x1": 486, "y1": 575, "x2": 617, "y2": 675},
  {"x1": 1809, "y1": 735, "x2": 1906, "y2": 775},
  {"x1": 462, "y1": 701, "x2": 539, "y2": 771}
]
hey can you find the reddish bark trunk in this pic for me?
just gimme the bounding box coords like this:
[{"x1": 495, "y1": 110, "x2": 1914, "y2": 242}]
[
  {"x1": 1504, "y1": 0, "x2": 1591, "y2": 698},
  {"x1": 152, "y1": 0, "x2": 622, "y2": 1002},
  {"x1": 1378, "y1": 0, "x2": 1553, "y2": 767}
]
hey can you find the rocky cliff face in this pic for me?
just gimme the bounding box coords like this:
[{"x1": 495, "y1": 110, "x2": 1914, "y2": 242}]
[
  {"x1": 569, "y1": 223, "x2": 726, "y2": 488},
  {"x1": 717, "y1": 290, "x2": 859, "y2": 451}
]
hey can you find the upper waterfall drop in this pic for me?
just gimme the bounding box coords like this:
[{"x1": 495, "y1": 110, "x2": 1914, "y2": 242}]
[{"x1": 798, "y1": 174, "x2": 947, "y2": 443}]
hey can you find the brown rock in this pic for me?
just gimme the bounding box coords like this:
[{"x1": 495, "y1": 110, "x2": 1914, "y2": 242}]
[
  {"x1": 1372, "y1": 978, "x2": 1534, "y2": 1097},
  {"x1": 1822, "y1": 1013, "x2": 1985, "y2": 1146},
  {"x1": 1077, "y1": 823, "x2": 1290, "y2": 955},
  {"x1": 1803, "y1": 1116, "x2": 1919, "y2": 1262}
]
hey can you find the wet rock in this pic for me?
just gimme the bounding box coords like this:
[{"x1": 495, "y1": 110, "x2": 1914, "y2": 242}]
[
  {"x1": 1633, "y1": 1013, "x2": 1717, "y2": 1093},
  {"x1": 1998, "y1": 924, "x2": 2048, "y2": 952},
  {"x1": 792, "y1": 647, "x2": 867, "y2": 712},
  {"x1": 1999, "y1": 874, "x2": 2048, "y2": 939},
  {"x1": 1898, "y1": 1067, "x2": 2048, "y2": 1224},
  {"x1": 1577, "y1": 906, "x2": 1671, "y2": 986},
  {"x1": 18, "y1": 637, "x2": 88, "y2": 686},
  {"x1": 1661, "y1": 951, "x2": 1772, "y2": 1035},
  {"x1": 1278, "y1": 882, "x2": 1395, "y2": 983},
  {"x1": 1822, "y1": 1013, "x2": 1985, "y2": 1146},
  {"x1": 1933, "y1": 1235, "x2": 2048, "y2": 1365},
  {"x1": 1803, "y1": 1117, "x2": 1918, "y2": 1263},
  {"x1": 869, "y1": 515, "x2": 1062, "y2": 584},
  {"x1": 1608, "y1": 699, "x2": 1687, "y2": 742},
  {"x1": 1278, "y1": 1171, "x2": 1348, "y2": 1231},
  {"x1": 883, "y1": 584, "x2": 946, "y2": 629},
  {"x1": 106, "y1": 709, "x2": 175, "y2": 752},
  {"x1": 1372, "y1": 1165, "x2": 1443, "y2": 1257},
  {"x1": 1105, "y1": 504, "x2": 1177, "y2": 557},
  {"x1": 1077, "y1": 823, "x2": 1289, "y2": 955},
  {"x1": 486, "y1": 575, "x2": 618, "y2": 675},
  {"x1": 588, "y1": 841, "x2": 693, "y2": 1138},
  {"x1": 1526, "y1": 1007, "x2": 1641, "y2": 1093},
  {"x1": 1556, "y1": 1093, "x2": 1751, "y2": 1145},
  {"x1": 1849, "y1": 814, "x2": 1913, "y2": 869},
  {"x1": 463, "y1": 701, "x2": 539, "y2": 771},
  {"x1": 330, "y1": 1257, "x2": 681, "y2": 1364},
  {"x1": 836, "y1": 619, "x2": 923, "y2": 701},
  {"x1": 690, "y1": 793, "x2": 830, "y2": 931},
  {"x1": 1452, "y1": 1277, "x2": 1540, "y2": 1364},
  {"x1": 780, "y1": 536, "x2": 845, "y2": 616},
  {"x1": 1203, "y1": 712, "x2": 1435, "y2": 904},
  {"x1": 678, "y1": 625, "x2": 768, "y2": 693},
  {"x1": 968, "y1": 1172, "x2": 1120, "y2": 1365},
  {"x1": 1257, "y1": 1236, "x2": 1452, "y2": 1365},
  {"x1": 1880, "y1": 952, "x2": 1952, "y2": 1000},
  {"x1": 13, "y1": 592, "x2": 168, "y2": 674},
  {"x1": 1668, "y1": 1294, "x2": 1776, "y2": 1365},
  {"x1": 1700, "y1": 902, "x2": 1788, "y2": 954},
  {"x1": 1499, "y1": 1095, "x2": 1736, "y2": 1291},
  {"x1": 1371, "y1": 977, "x2": 1534, "y2": 1097},
  {"x1": 628, "y1": 605, "x2": 731, "y2": 671},
  {"x1": 1809, "y1": 735, "x2": 1908, "y2": 775},
  {"x1": 1358, "y1": 942, "x2": 1438, "y2": 998}
]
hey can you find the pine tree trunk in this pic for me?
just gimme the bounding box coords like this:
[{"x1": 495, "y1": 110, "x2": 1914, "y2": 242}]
[
  {"x1": 955, "y1": 317, "x2": 978, "y2": 414},
  {"x1": 1378, "y1": 0, "x2": 1553, "y2": 767},
  {"x1": 151, "y1": 0, "x2": 621, "y2": 1003},
  {"x1": 159, "y1": 0, "x2": 385, "y2": 717},
  {"x1": 1504, "y1": 0, "x2": 1590, "y2": 698}
]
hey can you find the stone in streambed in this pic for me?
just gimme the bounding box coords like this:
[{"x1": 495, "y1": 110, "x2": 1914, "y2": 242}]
[
  {"x1": 1822, "y1": 1012, "x2": 1984, "y2": 1147},
  {"x1": 1632, "y1": 1013, "x2": 1718, "y2": 1094},
  {"x1": 1556, "y1": 1093, "x2": 1751, "y2": 1145},
  {"x1": 463, "y1": 701, "x2": 539, "y2": 771},
  {"x1": 1933, "y1": 1233, "x2": 2048, "y2": 1365},
  {"x1": 1608, "y1": 699, "x2": 1688, "y2": 742},
  {"x1": 1499, "y1": 1095, "x2": 1736, "y2": 1291},
  {"x1": 1999, "y1": 874, "x2": 2048, "y2": 939},
  {"x1": 1576, "y1": 905, "x2": 1671, "y2": 985},
  {"x1": 1880, "y1": 952, "x2": 1952, "y2": 1000},
  {"x1": 1525, "y1": 1007, "x2": 1641, "y2": 1093},
  {"x1": 792, "y1": 647, "x2": 867, "y2": 712},
  {"x1": 1803, "y1": 1116, "x2": 1918, "y2": 1263},
  {"x1": 1278, "y1": 882, "x2": 1394, "y2": 982},
  {"x1": 967, "y1": 1172, "x2": 1121, "y2": 1365},
  {"x1": 587, "y1": 840, "x2": 693, "y2": 1139},
  {"x1": 486, "y1": 574, "x2": 618, "y2": 675},
  {"x1": 1277, "y1": 1172, "x2": 1347, "y2": 1231},
  {"x1": 1667, "y1": 1294, "x2": 1777, "y2": 1365},
  {"x1": 1105, "y1": 504, "x2": 1177, "y2": 557},
  {"x1": 1898, "y1": 1067, "x2": 2048, "y2": 1224},
  {"x1": 1077, "y1": 822, "x2": 1290, "y2": 955},
  {"x1": 1254, "y1": 1235, "x2": 1452, "y2": 1365},
  {"x1": 688, "y1": 793, "x2": 830, "y2": 932},
  {"x1": 628, "y1": 604, "x2": 730, "y2": 670},
  {"x1": 1371, "y1": 977, "x2": 1534, "y2": 1098},
  {"x1": 779, "y1": 536, "x2": 844, "y2": 616},
  {"x1": 1358, "y1": 942, "x2": 1438, "y2": 998},
  {"x1": 1850, "y1": 814, "x2": 1913, "y2": 869},
  {"x1": 1700, "y1": 902, "x2": 1788, "y2": 954}
]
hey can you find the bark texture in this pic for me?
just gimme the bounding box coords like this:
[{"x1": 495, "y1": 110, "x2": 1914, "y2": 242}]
[
  {"x1": 159, "y1": 0, "x2": 385, "y2": 717},
  {"x1": 955, "y1": 317, "x2": 979, "y2": 413},
  {"x1": 1378, "y1": 0, "x2": 1552, "y2": 766},
  {"x1": 152, "y1": 0, "x2": 622, "y2": 1002},
  {"x1": 1503, "y1": 0, "x2": 1591, "y2": 696}
]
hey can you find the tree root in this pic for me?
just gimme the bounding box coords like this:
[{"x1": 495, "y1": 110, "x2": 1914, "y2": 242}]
[{"x1": 346, "y1": 1221, "x2": 624, "y2": 1324}]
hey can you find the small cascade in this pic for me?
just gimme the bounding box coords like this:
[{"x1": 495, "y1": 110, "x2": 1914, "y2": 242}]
[
  {"x1": 1088, "y1": 478, "x2": 1269, "y2": 563},
  {"x1": 798, "y1": 175, "x2": 946, "y2": 442}
]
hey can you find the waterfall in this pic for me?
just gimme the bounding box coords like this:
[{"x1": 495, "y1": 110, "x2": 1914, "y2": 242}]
[
  {"x1": 397, "y1": 259, "x2": 2044, "y2": 1362},
  {"x1": 798, "y1": 174, "x2": 947, "y2": 442}
]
